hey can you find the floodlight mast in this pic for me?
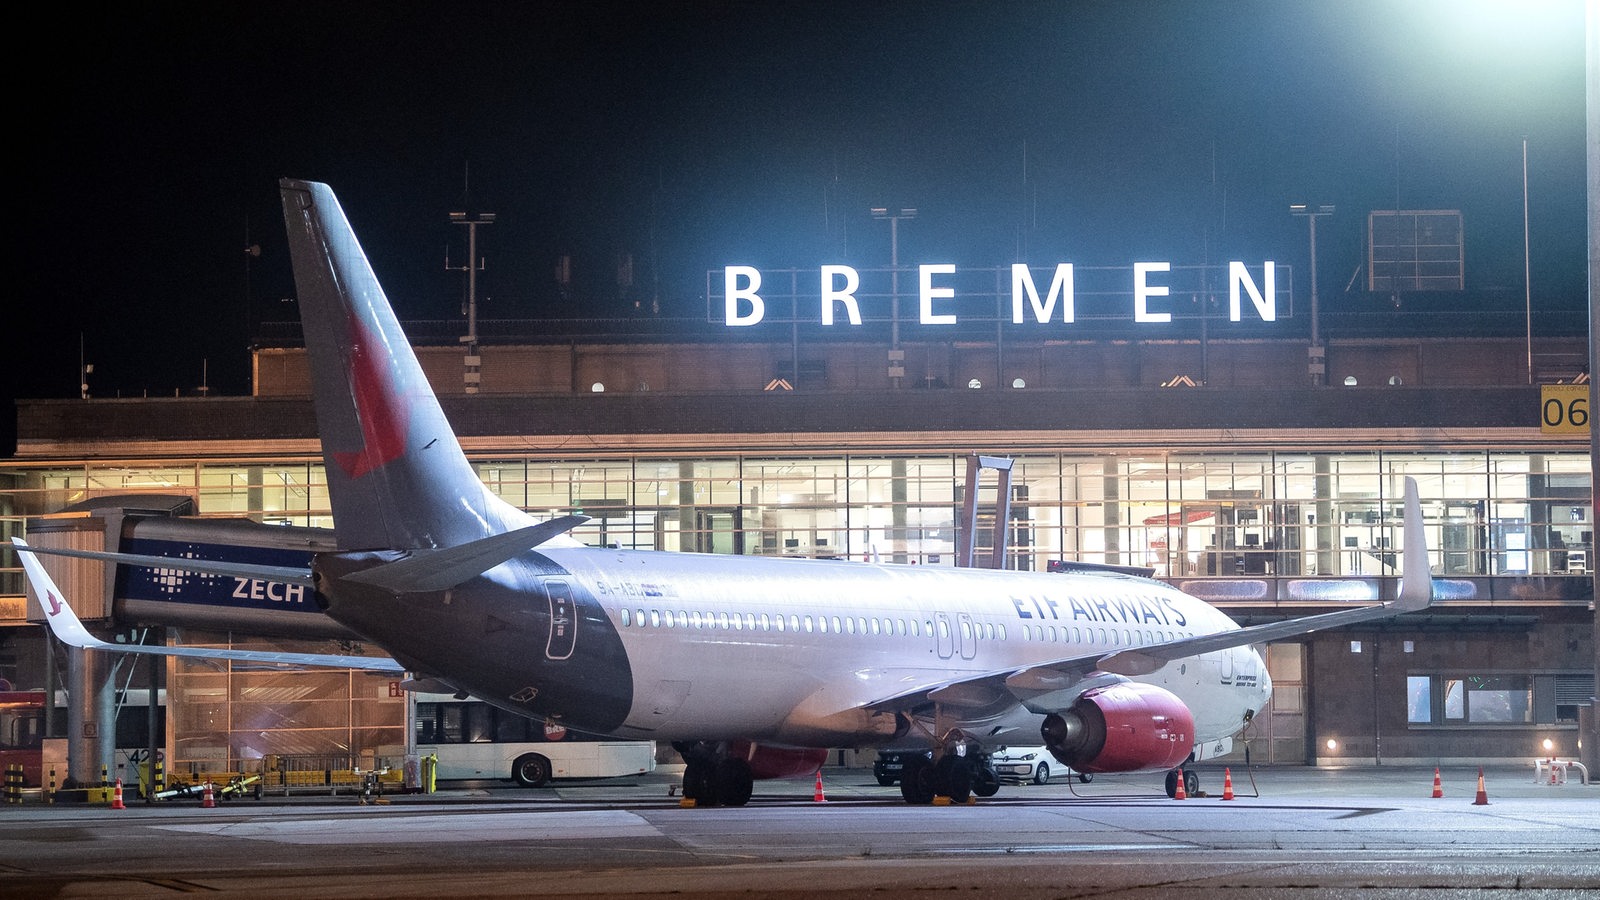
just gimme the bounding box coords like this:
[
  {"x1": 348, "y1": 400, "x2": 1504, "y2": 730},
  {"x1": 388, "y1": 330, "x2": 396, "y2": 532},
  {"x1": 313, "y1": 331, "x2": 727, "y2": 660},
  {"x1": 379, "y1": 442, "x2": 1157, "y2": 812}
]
[
  {"x1": 871, "y1": 206, "x2": 917, "y2": 388},
  {"x1": 1291, "y1": 203, "x2": 1335, "y2": 387},
  {"x1": 448, "y1": 208, "x2": 495, "y2": 394}
]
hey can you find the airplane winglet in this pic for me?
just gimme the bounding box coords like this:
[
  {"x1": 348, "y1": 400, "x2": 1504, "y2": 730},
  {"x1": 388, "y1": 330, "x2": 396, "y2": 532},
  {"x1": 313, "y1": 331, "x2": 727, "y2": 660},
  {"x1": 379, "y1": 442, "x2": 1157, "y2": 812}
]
[
  {"x1": 12, "y1": 537, "x2": 406, "y2": 672},
  {"x1": 1395, "y1": 475, "x2": 1432, "y2": 611},
  {"x1": 12, "y1": 538, "x2": 116, "y2": 651}
]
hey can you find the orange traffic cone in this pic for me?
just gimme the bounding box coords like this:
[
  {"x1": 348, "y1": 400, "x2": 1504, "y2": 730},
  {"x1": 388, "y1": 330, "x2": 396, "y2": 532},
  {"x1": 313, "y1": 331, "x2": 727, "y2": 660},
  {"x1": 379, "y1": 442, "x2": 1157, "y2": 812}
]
[
  {"x1": 813, "y1": 770, "x2": 827, "y2": 802},
  {"x1": 110, "y1": 778, "x2": 126, "y2": 810},
  {"x1": 1431, "y1": 768, "x2": 1443, "y2": 799},
  {"x1": 201, "y1": 781, "x2": 216, "y2": 808},
  {"x1": 1173, "y1": 768, "x2": 1187, "y2": 800},
  {"x1": 1472, "y1": 767, "x2": 1489, "y2": 806},
  {"x1": 1221, "y1": 767, "x2": 1235, "y2": 800}
]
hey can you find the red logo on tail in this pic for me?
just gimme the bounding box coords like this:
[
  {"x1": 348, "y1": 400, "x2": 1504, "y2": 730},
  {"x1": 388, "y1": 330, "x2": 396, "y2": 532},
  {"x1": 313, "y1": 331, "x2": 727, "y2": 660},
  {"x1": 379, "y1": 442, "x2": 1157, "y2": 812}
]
[
  {"x1": 46, "y1": 591, "x2": 62, "y2": 616},
  {"x1": 332, "y1": 311, "x2": 411, "y2": 478}
]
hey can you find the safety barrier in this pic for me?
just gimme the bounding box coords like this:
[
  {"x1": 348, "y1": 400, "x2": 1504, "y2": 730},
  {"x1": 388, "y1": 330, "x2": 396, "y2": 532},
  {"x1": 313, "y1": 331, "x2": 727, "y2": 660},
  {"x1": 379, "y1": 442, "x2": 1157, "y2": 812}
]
[
  {"x1": 4, "y1": 764, "x2": 24, "y2": 804},
  {"x1": 1533, "y1": 757, "x2": 1590, "y2": 785},
  {"x1": 255, "y1": 755, "x2": 406, "y2": 797}
]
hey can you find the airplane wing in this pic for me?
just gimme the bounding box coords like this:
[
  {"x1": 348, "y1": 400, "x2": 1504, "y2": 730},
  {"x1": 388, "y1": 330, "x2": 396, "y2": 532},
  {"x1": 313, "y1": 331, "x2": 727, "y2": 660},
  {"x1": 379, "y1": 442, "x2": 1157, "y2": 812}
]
[
  {"x1": 12, "y1": 538, "x2": 406, "y2": 672},
  {"x1": 1095, "y1": 475, "x2": 1431, "y2": 675},
  {"x1": 868, "y1": 476, "x2": 1434, "y2": 715}
]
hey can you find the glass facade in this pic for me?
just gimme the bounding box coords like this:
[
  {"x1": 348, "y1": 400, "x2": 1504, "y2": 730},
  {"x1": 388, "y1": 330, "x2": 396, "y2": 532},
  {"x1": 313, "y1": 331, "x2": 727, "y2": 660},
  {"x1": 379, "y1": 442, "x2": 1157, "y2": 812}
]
[
  {"x1": 3, "y1": 450, "x2": 1592, "y2": 593},
  {"x1": 1, "y1": 446, "x2": 1591, "y2": 768},
  {"x1": 164, "y1": 642, "x2": 406, "y2": 778}
]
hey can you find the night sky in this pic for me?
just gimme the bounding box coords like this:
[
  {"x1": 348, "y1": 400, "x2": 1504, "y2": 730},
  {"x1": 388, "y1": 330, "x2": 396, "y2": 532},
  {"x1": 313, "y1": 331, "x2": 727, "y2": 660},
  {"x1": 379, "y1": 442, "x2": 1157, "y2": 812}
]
[{"x1": 10, "y1": 1, "x2": 1590, "y2": 446}]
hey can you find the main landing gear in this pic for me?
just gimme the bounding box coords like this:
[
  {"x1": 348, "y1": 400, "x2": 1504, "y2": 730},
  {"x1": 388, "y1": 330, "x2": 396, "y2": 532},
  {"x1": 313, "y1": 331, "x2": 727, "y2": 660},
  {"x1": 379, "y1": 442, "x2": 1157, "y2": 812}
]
[
  {"x1": 673, "y1": 742, "x2": 754, "y2": 807},
  {"x1": 898, "y1": 745, "x2": 1002, "y2": 805}
]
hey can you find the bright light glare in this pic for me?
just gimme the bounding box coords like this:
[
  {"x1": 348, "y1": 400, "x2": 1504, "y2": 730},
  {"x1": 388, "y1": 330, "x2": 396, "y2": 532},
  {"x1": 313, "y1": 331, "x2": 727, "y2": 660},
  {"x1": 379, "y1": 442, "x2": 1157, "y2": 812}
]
[{"x1": 1439, "y1": 0, "x2": 1573, "y2": 55}]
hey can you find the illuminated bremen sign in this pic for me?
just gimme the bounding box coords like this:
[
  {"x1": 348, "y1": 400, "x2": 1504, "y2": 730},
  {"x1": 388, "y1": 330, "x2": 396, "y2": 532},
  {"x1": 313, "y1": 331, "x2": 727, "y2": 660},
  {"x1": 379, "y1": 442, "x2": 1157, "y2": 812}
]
[{"x1": 721, "y1": 261, "x2": 1278, "y2": 327}]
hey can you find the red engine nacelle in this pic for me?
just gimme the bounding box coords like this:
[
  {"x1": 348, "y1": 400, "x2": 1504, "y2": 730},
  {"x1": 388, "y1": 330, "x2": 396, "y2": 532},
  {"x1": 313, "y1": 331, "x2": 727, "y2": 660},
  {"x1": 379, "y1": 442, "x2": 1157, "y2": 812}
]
[
  {"x1": 727, "y1": 740, "x2": 830, "y2": 780},
  {"x1": 1040, "y1": 682, "x2": 1194, "y2": 774}
]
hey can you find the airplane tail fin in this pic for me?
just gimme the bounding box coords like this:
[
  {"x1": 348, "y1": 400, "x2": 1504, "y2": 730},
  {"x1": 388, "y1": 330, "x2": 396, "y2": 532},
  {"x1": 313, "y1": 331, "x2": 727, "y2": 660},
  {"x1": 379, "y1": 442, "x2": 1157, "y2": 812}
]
[{"x1": 280, "y1": 179, "x2": 528, "y2": 551}]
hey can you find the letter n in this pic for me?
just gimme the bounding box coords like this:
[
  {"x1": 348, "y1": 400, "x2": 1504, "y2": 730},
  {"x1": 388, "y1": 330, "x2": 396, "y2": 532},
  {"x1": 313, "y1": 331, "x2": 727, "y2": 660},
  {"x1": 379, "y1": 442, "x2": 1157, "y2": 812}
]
[{"x1": 1229, "y1": 261, "x2": 1276, "y2": 322}]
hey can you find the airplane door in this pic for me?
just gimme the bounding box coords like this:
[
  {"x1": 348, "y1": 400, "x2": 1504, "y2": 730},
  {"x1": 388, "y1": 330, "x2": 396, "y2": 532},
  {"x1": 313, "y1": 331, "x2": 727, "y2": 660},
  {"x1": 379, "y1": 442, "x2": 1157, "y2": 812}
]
[
  {"x1": 543, "y1": 579, "x2": 576, "y2": 660},
  {"x1": 957, "y1": 612, "x2": 977, "y2": 660},
  {"x1": 935, "y1": 612, "x2": 955, "y2": 659}
]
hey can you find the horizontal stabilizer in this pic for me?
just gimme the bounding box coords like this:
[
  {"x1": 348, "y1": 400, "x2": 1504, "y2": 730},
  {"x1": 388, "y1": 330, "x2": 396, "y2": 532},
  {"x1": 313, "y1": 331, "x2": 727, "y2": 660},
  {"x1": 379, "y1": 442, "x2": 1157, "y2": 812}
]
[
  {"x1": 339, "y1": 515, "x2": 590, "y2": 593},
  {"x1": 12, "y1": 539, "x2": 404, "y2": 672},
  {"x1": 7, "y1": 543, "x2": 314, "y2": 587}
]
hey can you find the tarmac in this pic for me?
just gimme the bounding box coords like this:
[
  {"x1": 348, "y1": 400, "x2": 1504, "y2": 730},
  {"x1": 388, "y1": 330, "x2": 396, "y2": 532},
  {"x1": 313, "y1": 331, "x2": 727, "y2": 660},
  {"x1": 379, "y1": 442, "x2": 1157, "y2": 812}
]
[{"x1": 2, "y1": 763, "x2": 1596, "y2": 899}]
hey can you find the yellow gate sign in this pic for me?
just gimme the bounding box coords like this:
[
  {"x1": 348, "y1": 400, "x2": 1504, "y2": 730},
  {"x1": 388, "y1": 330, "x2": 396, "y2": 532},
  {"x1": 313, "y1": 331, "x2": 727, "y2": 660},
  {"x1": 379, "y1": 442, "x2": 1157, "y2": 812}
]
[{"x1": 1540, "y1": 384, "x2": 1590, "y2": 434}]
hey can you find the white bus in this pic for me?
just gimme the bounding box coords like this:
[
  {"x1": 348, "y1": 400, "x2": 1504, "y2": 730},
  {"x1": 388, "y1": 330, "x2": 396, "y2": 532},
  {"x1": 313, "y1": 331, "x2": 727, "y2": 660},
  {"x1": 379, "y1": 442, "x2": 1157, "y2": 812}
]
[{"x1": 413, "y1": 694, "x2": 655, "y2": 787}]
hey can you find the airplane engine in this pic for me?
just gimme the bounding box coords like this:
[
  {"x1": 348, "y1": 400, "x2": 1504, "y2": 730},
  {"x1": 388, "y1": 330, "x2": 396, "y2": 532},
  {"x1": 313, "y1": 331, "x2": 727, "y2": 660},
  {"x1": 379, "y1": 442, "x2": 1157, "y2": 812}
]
[
  {"x1": 1040, "y1": 682, "x2": 1194, "y2": 774},
  {"x1": 728, "y1": 740, "x2": 830, "y2": 780}
]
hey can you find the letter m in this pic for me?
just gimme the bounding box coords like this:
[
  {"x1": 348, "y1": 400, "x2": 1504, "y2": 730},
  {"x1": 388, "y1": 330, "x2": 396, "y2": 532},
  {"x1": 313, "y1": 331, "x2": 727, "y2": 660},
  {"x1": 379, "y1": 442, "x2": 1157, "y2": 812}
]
[{"x1": 1012, "y1": 264, "x2": 1075, "y2": 324}]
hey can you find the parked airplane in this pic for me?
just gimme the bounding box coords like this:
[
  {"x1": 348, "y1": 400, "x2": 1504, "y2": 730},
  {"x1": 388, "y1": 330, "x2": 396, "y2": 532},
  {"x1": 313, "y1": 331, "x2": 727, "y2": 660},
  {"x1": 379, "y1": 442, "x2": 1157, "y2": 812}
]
[{"x1": 13, "y1": 179, "x2": 1435, "y2": 805}]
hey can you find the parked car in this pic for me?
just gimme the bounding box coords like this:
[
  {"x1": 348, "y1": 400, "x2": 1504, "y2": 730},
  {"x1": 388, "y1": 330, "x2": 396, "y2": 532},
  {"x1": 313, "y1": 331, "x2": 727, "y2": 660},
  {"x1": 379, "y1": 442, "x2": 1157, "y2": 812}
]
[
  {"x1": 872, "y1": 749, "x2": 929, "y2": 786},
  {"x1": 990, "y1": 746, "x2": 1093, "y2": 785},
  {"x1": 990, "y1": 746, "x2": 1054, "y2": 784}
]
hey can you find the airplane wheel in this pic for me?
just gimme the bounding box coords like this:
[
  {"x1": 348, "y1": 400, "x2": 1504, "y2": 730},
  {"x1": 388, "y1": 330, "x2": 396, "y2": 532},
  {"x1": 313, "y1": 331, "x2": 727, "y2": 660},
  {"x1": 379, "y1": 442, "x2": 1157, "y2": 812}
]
[
  {"x1": 1032, "y1": 762, "x2": 1051, "y2": 785},
  {"x1": 935, "y1": 754, "x2": 972, "y2": 803},
  {"x1": 972, "y1": 765, "x2": 1001, "y2": 797},
  {"x1": 714, "y1": 759, "x2": 753, "y2": 807},
  {"x1": 1076, "y1": 771, "x2": 1093, "y2": 784},
  {"x1": 682, "y1": 759, "x2": 715, "y2": 803},
  {"x1": 1163, "y1": 769, "x2": 1200, "y2": 797},
  {"x1": 899, "y1": 755, "x2": 935, "y2": 804},
  {"x1": 512, "y1": 753, "x2": 552, "y2": 788}
]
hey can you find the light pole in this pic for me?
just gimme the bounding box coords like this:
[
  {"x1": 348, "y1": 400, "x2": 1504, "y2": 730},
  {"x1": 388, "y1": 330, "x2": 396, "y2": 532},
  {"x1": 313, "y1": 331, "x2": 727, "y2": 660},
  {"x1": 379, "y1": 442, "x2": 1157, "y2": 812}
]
[
  {"x1": 872, "y1": 206, "x2": 916, "y2": 387},
  {"x1": 448, "y1": 208, "x2": 495, "y2": 394},
  {"x1": 1292, "y1": 203, "x2": 1335, "y2": 386}
]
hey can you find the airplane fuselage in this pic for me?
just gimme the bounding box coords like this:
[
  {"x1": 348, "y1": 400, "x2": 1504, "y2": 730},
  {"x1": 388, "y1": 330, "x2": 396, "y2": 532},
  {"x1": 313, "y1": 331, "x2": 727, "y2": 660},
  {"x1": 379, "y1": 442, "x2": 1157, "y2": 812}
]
[{"x1": 318, "y1": 547, "x2": 1271, "y2": 761}]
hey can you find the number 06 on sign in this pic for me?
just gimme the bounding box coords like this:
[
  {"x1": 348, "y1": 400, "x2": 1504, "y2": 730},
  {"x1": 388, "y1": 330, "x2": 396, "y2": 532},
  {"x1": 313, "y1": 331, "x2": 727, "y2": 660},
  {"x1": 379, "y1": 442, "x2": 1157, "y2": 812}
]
[{"x1": 1540, "y1": 385, "x2": 1589, "y2": 435}]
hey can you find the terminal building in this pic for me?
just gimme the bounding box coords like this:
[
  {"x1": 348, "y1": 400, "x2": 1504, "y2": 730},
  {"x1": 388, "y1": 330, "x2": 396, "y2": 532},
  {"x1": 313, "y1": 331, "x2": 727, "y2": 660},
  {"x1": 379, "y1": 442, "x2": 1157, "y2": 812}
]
[{"x1": 2, "y1": 255, "x2": 1596, "y2": 786}]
